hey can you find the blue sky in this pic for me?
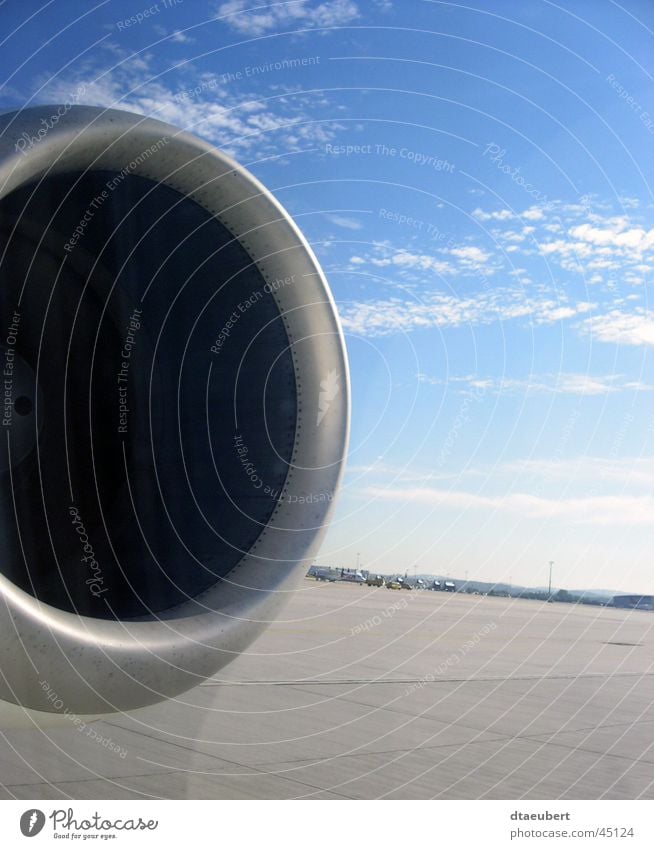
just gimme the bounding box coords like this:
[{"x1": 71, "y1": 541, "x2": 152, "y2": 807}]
[{"x1": 1, "y1": 0, "x2": 653, "y2": 592}]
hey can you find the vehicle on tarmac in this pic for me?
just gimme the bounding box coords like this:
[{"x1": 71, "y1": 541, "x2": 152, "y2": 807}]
[
  {"x1": 386, "y1": 579, "x2": 403, "y2": 590},
  {"x1": 366, "y1": 574, "x2": 385, "y2": 587},
  {"x1": 314, "y1": 569, "x2": 337, "y2": 582},
  {"x1": 341, "y1": 570, "x2": 366, "y2": 584}
]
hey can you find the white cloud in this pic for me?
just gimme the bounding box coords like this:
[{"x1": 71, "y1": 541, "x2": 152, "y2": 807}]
[
  {"x1": 356, "y1": 454, "x2": 654, "y2": 496},
  {"x1": 215, "y1": 0, "x2": 359, "y2": 36},
  {"x1": 498, "y1": 230, "x2": 525, "y2": 243},
  {"x1": 570, "y1": 223, "x2": 654, "y2": 252},
  {"x1": 534, "y1": 301, "x2": 595, "y2": 323},
  {"x1": 580, "y1": 309, "x2": 654, "y2": 346},
  {"x1": 531, "y1": 208, "x2": 654, "y2": 283},
  {"x1": 347, "y1": 462, "x2": 455, "y2": 484},
  {"x1": 33, "y1": 47, "x2": 343, "y2": 160},
  {"x1": 350, "y1": 241, "x2": 499, "y2": 281},
  {"x1": 503, "y1": 456, "x2": 654, "y2": 489},
  {"x1": 153, "y1": 25, "x2": 195, "y2": 43},
  {"x1": 550, "y1": 373, "x2": 619, "y2": 395},
  {"x1": 521, "y1": 206, "x2": 545, "y2": 221},
  {"x1": 449, "y1": 245, "x2": 491, "y2": 264},
  {"x1": 623, "y1": 380, "x2": 654, "y2": 390},
  {"x1": 417, "y1": 371, "x2": 647, "y2": 396},
  {"x1": 539, "y1": 239, "x2": 594, "y2": 259},
  {"x1": 472, "y1": 207, "x2": 514, "y2": 222},
  {"x1": 368, "y1": 250, "x2": 453, "y2": 275},
  {"x1": 417, "y1": 372, "x2": 493, "y2": 390},
  {"x1": 366, "y1": 201, "x2": 653, "y2": 342},
  {"x1": 170, "y1": 30, "x2": 195, "y2": 44},
  {"x1": 326, "y1": 214, "x2": 363, "y2": 230},
  {"x1": 366, "y1": 486, "x2": 654, "y2": 526},
  {"x1": 339, "y1": 290, "x2": 594, "y2": 336},
  {"x1": 350, "y1": 199, "x2": 654, "y2": 347},
  {"x1": 472, "y1": 205, "x2": 545, "y2": 223},
  {"x1": 618, "y1": 196, "x2": 640, "y2": 210}
]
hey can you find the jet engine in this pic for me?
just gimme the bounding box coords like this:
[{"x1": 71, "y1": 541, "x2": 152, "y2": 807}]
[{"x1": 0, "y1": 105, "x2": 348, "y2": 717}]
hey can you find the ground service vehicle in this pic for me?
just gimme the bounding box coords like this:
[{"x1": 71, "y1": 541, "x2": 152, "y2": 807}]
[{"x1": 366, "y1": 575, "x2": 385, "y2": 587}]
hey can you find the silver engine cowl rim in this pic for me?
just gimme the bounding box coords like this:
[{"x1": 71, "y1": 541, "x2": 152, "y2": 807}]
[{"x1": 0, "y1": 105, "x2": 349, "y2": 715}]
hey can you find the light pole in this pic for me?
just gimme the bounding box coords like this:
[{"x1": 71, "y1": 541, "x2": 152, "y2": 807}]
[{"x1": 548, "y1": 561, "x2": 554, "y2": 598}]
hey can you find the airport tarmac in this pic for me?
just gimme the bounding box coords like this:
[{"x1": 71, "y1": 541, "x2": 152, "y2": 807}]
[{"x1": 1, "y1": 581, "x2": 654, "y2": 799}]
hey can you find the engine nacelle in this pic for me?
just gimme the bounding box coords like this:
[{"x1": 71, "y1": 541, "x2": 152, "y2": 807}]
[{"x1": 0, "y1": 106, "x2": 348, "y2": 716}]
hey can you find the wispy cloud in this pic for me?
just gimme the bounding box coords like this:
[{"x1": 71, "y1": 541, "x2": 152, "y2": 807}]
[
  {"x1": 170, "y1": 30, "x2": 195, "y2": 44},
  {"x1": 215, "y1": 0, "x2": 360, "y2": 36},
  {"x1": 350, "y1": 455, "x2": 654, "y2": 493},
  {"x1": 502, "y1": 456, "x2": 654, "y2": 489},
  {"x1": 339, "y1": 290, "x2": 594, "y2": 336},
  {"x1": 346, "y1": 198, "x2": 652, "y2": 346},
  {"x1": 28, "y1": 44, "x2": 344, "y2": 160},
  {"x1": 346, "y1": 462, "x2": 457, "y2": 484},
  {"x1": 472, "y1": 204, "x2": 545, "y2": 224},
  {"x1": 536, "y1": 210, "x2": 654, "y2": 283},
  {"x1": 326, "y1": 213, "x2": 363, "y2": 230},
  {"x1": 470, "y1": 201, "x2": 654, "y2": 289},
  {"x1": 366, "y1": 486, "x2": 654, "y2": 526},
  {"x1": 153, "y1": 25, "x2": 196, "y2": 44},
  {"x1": 364, "y1": 249, "x2": 454, "y2": 276},
  {"x1": 349, "y1": 241, "x2": 497, "y2": 280},
  {"x1": 472, "y1": 207, "x2": 515, "y2": 222},
  {"x1": 417, "y1": 372, "x2": 653, "y2": 396}
]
